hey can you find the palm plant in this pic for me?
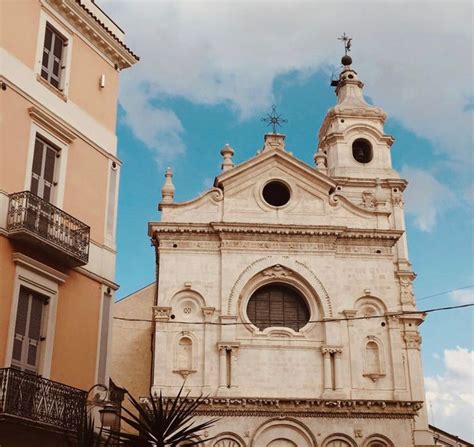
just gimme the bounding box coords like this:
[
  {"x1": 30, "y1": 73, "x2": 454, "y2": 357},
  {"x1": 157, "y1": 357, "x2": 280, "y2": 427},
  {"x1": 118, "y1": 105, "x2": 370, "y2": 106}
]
[{"x1": 114, "y1": 385, "x2": 218, "y2": 447}]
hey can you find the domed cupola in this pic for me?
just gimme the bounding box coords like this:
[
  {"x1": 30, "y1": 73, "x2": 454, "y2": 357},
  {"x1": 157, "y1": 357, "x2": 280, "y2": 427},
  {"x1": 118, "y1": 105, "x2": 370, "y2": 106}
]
[{"x1": 316, "y1": 44, "x2": 398, "y2": 180}]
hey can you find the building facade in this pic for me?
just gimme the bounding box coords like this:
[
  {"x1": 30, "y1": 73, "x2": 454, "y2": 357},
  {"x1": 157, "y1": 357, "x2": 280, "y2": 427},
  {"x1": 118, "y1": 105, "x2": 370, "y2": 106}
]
[
  {"x1": 114, "y1": 57, "x2": 436, "y2": 446},
  {"x1": 0, "y1": 0, "x2": 137, "y2": 444}
]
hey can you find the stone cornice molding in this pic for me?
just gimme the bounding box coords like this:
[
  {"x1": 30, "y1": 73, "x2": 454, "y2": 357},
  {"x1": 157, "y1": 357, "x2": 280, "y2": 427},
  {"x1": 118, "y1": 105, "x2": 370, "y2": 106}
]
[
  {"x1": 144, "y1": 397, "x2": 423, "y2": 419},
  {"x1": 332, "y1": 177, "x2": 407, "y2": 192},
  {"x1": 29, "y1": 106, "x2": 76, "y2": 144},
  {"x1": 48, "y1": 0, "x2": 139, "y2": 68},
  {"x1": 149, "y1": 223, "x2": 403, "y2": 246}
]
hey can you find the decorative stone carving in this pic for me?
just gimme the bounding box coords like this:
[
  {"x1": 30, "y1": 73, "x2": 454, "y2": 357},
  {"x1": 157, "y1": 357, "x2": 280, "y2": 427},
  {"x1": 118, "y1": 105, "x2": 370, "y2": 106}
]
[
  {"x1": 400, "y1": 278, "x2": 415, "y2": 305},
  {"x1": 153, "y1": 306, "x2": 172, "y2": 321},
  {"x1": 361, "y1": 191, "x2": 375, "y2": 208},
  {"x1": 146, "y1": 396, "x2": 424, "y2": 418},
  {"x1": 391, "y1": 187, "x2": 403, "y2": 206},
  {"x1": 404, "y1": 333, "x2": 422, "y2": 350},
  {"x1": 321, "y1": 346, "x2": 343, "y2": 355},
  {"x1": 262, "y1": 264, "x2": 293, "y2": 278}
]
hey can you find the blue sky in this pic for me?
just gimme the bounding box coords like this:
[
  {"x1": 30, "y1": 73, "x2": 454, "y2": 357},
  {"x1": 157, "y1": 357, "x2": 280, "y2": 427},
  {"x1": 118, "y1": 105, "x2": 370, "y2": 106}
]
[{"x1": 104, "y1": 0, "x2": 473, "y2": 440}]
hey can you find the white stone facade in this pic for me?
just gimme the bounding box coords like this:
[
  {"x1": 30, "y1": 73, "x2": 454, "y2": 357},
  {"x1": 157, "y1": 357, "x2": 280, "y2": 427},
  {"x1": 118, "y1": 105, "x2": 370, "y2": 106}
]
[{"x1": 146, "y1": 61, "x2": 435, "y2": 446}]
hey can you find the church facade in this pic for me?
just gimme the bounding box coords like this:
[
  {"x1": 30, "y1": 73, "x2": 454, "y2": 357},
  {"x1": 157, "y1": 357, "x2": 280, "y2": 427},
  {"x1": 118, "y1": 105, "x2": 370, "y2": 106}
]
[{"x1": 114, "y1": 57, "x2": 435, "y2": 447}]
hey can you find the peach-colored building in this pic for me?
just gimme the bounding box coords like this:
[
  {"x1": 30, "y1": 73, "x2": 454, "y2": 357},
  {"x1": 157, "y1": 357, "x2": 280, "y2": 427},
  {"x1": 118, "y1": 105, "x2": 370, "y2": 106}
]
[{"x1": 0, "y1": 0, "x2": 137, "y2": 444}]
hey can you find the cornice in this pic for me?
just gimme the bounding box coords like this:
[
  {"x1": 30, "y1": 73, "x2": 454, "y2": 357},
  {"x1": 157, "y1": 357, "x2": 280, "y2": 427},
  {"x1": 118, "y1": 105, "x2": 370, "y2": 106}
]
[
  {"x1": 48, "y1": 0, "x2": 139, "y2": 69},
  {"x1": 143, "y1": 397, "x2": 423, "y2": 419},
  {"x1": 333, "y1": 177, "x2": 408, "y2": 191}
]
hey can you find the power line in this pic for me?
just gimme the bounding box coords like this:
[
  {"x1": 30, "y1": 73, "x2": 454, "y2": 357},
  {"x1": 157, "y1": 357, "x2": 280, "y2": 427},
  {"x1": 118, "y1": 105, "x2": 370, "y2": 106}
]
[
  {"x1": 113, "y1": 302, "x2": 474, "y2": 326},
  {"x1": 416, "y1": 285, "x2": 473, "y2": 302}
]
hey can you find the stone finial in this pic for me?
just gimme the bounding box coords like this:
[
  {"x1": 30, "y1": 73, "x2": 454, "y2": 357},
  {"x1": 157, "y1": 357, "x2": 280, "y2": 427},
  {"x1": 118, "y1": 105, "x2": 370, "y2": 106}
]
[
  {"x1": 263, "y1": 133, "x2": 285, "y2": 152},
  {"x1": 220, "y1": 144, "x2": 235, "y2": 172},
  {"x1": 161, "y1": 167, "x2": 175, "y2": 204},
  {"x1": 314, "y1": 147, "x2": 327, "y2": 169}
]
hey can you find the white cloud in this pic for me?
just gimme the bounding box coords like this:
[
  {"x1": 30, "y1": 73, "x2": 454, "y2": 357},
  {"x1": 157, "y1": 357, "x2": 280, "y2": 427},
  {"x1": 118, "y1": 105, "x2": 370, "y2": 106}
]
[
  {"x1": 102, "y1": 0, "x2": 472, "y2": 164},
  {"x1": 450, "y1": 289, "x2": 474, "y2": 304},
  {"x1": 400, "y1": 166, "x2": 457, "y2": 232},
  {"x1": 425, "y1": 347, "x2": 474, "y2": 442}
]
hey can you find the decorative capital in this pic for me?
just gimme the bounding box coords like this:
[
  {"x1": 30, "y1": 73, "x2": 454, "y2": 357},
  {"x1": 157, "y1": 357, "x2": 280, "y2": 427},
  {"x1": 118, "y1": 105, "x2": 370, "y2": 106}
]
[
  {"x1": 220, "y1": 144, "x2": 235, "y2": 172},
  {"x1": 218, "y1": 342, "x2": 240, "y2": 352},
  {"x1": 321, "y1": 345, "x2": 343, "y2": 355},
  {"x1": 202, "y1": 306, "x2": 216, "y2": 321},
  {"x1": 153, "y1": 306, "x2": 172, "y2": 321}
]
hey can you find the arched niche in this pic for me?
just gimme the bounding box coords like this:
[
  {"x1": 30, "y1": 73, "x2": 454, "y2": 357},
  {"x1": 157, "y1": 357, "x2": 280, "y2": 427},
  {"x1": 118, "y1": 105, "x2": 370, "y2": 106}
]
[
  {"x1": 227, "y1": 256, "x2": 333, "y2": 318},
  {"x1": 173, "y1": 331, "x2": 198, "y2": 378},
  {"x1": 169, "y1": 288, "x2": 207, "y2": 322},
  {"x1": 354, "y1": 295, "x2": 387, "y2": 318},
  {"x1": 251, "y1": 418, "x2": 315, "y2": 447}
]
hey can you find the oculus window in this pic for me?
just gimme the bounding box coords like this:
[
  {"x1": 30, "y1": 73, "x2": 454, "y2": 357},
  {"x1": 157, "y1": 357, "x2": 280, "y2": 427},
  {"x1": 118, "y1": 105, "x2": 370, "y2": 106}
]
[
  {"x1": 247, "y1": 283, "x2": 310, "y2": 331},
  {"x1": 262, "y1": 181, "x2": 291, "y2": 207}
]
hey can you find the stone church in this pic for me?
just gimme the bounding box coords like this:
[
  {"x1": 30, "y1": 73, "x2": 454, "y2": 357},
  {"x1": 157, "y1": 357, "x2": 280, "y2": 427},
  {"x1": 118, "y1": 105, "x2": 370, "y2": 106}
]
[{"x1": 111, "y1": 55, "x2": 437, "y2": 446}]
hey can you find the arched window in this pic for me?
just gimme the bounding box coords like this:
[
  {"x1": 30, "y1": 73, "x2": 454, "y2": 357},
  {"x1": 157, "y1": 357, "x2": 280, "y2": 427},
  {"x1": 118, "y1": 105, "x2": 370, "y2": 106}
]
[
  {"x1": 177, "y1": 337, "x2": 193, "y2": 371},
  {"x1": 366, "y1": 341, "x2": 381, "y2": 373},
  {"x1": 247, "y1": 283, "x2": 310, "y2": 331},
  {"x1": 213, "y1": 439, "x2": 242, "y2": 447}
]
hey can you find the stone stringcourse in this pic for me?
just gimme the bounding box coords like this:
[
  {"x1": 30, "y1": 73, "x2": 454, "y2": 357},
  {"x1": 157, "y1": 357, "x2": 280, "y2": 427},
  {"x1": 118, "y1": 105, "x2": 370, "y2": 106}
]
[{"x1": 143, "y1": 397, "x2": 424, "y2": 419}]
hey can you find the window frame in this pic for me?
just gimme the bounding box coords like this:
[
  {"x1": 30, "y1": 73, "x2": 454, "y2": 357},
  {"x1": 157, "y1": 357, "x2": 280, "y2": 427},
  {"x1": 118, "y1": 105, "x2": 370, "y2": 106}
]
[
  {"x1": 25, "y1": 123, "x2": 69, "y2": 209},
  {"x1": 5, "y1": 253, "x2": 66, "y2": 378},
  {"x1": 35, "y1": 10, "x2": 73, "y2": 96}
]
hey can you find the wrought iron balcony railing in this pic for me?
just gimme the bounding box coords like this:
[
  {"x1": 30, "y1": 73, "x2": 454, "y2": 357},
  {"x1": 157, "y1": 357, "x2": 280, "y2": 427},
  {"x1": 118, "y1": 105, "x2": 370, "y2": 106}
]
[
  {"x1": 7, "y1": 191, "x2": 90, "y2": 266},
  {"x1": 0, "y1": 367, "x2": 86, "y2": 431}
]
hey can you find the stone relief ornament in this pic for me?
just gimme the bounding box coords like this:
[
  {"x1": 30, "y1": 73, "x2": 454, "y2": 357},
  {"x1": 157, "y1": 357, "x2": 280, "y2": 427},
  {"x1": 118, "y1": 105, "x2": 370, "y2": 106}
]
[
  {"x1": 404, "y1": 333, "x2": 422, "y2": 350},
  {"x1": 153, "y1": 306, "x2": 171, "y2": 320},
  {"x1": 262, "y1": 264, "x2": 293, "y2": 278},
  {"x1": 400, "y1": 278, "x2": 416, "y2": 305},
  {"x1": 361, "y1": 191, "x2": 376, "y2": 208},
  {"x1": 391, "y1": 187, "x2": 403, "y2": 206}
]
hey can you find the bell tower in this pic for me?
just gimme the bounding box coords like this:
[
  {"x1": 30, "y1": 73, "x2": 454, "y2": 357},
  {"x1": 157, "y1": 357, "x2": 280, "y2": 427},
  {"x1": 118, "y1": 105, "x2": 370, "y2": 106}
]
[{"x1": 316, "y1": 51, "x2": 397, "y2": 180}]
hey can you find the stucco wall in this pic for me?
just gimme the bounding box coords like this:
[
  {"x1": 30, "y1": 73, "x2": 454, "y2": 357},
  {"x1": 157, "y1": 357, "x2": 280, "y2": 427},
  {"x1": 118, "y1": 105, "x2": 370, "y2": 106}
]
[{"x1": 110, "y1": 284, "x2": 155, "y2": 398}]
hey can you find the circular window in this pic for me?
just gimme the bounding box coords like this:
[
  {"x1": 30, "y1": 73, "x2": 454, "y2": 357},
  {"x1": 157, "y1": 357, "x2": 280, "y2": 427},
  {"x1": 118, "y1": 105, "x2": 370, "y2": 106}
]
[
  {"x1": 262, "y1": 181, "x2": 291, "y2": 207},
  {"x1": 247, "y1": 283, "x2": 310, "y2": 331},
  {"x1": 352, "y1": 138, "x2": 373, "y2": 164}
]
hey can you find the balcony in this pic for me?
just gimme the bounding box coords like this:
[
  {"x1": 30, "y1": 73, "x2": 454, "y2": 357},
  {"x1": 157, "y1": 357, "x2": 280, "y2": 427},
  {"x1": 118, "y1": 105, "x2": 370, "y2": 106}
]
[
  {"x1": 0, "y1": 367, "x2": 86, "y2": 432},
  {"x1": 7, "y1": 191, "x2": 90, "y2": 267}
]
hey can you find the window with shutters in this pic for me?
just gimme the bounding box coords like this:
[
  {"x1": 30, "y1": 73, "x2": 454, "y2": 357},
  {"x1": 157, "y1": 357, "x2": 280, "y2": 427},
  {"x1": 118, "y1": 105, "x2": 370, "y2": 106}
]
[
  {"x1": 41, "y1": 24, "x2": 67, "y2": 90},
  {"x1": 11, "y1": 286, "x2": 48, "y2": 373},
  {"x1": 246, "y1": 283, "x2": 310, "y2": 332},
  {"x1": 30, "y1": 135, "x2": 59, "y2": 203}
]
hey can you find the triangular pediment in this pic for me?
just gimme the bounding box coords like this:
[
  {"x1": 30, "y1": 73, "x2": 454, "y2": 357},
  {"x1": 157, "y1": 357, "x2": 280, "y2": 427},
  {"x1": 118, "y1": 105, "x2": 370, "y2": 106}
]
[
  {"x1": 159, "y1": 145, "x2": 390, "y2": 228},
  {"x1": 215, "y1": 147, "x2": 336, "y2": 193}
]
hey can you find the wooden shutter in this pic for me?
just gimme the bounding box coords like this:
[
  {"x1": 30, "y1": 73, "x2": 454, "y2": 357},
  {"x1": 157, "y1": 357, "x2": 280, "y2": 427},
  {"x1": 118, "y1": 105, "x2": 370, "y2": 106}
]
[
  {"x1": 247, "y1": 284, "x2": 310, "y2": 332},
  {"x1": 11, "y1": 286, "x2": 46, "y2": 373},
  {"x1": 30, "y1": 136, "x2": 58, "y2": 202},
  {"x1": 41, "y1": 24, "x2": 65, "y2": 89}
]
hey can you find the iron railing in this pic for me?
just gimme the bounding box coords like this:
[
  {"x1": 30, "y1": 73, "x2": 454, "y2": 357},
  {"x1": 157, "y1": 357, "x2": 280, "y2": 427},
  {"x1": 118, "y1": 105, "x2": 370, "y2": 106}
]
[
  {"x1": 7, "y1": 191, "x2": 90, "y2": 265},
  {"x1": 0, "y1": 367, "x2": 86, "y2": 431}
]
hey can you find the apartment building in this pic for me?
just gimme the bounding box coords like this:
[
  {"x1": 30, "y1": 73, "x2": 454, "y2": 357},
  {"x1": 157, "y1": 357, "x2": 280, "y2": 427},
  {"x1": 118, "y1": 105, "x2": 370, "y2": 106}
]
[{"x1": 0, "y1": 0, "x2": 137, "y2": 444}]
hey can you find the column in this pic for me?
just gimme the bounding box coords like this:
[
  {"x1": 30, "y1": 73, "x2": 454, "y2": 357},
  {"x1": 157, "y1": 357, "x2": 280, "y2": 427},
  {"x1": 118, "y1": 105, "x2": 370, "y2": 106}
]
[
  {"x1": 152, "y1": 306, "x2": 172, "y2": 394},
  {"x1": 201, "y1": 307, "x2": 215, "y2": 388},
  {"x1": 321, "y1": 347, "x2": 332, "y2": 392},
  {"x1": 218, "y1": 345, "x2": 227, "y2": 387},
  {"x1": 387, "y1": 314, "x2": 407, "y2": 400},
  {"x1": 334, "y1": 349, "x2": 343, "y2": 391}
]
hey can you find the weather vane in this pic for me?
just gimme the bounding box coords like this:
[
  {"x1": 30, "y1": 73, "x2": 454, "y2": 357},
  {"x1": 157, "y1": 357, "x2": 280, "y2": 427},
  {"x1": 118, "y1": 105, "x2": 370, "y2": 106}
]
[
  {"x1": 261, "y1": 105, "x2": 287, "y2": 134},
  {"x1": 338, "y1": 32, "x2": 352, "y2": 56}
]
